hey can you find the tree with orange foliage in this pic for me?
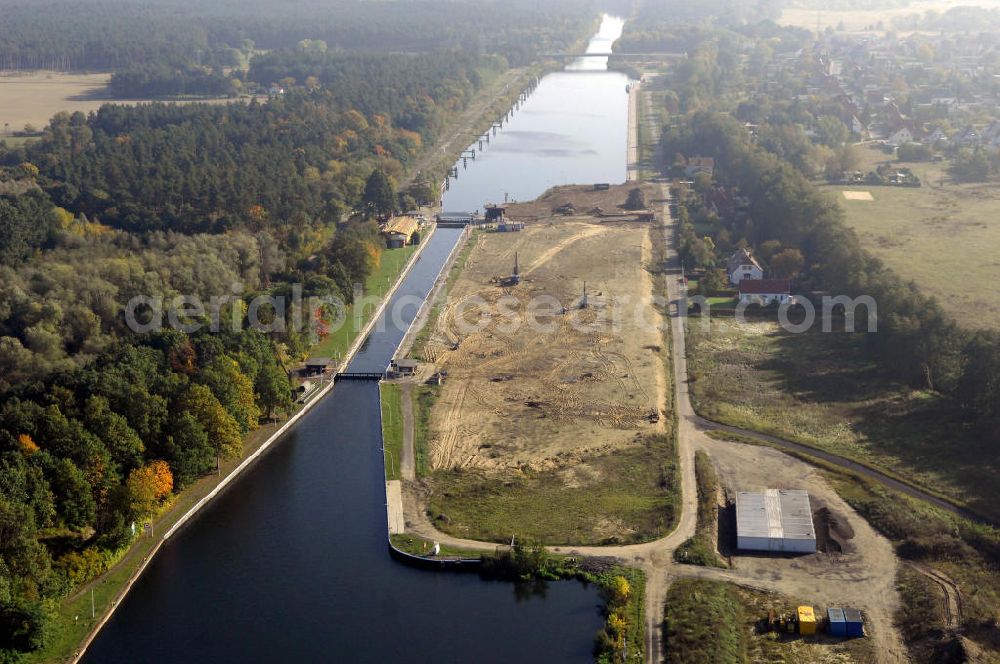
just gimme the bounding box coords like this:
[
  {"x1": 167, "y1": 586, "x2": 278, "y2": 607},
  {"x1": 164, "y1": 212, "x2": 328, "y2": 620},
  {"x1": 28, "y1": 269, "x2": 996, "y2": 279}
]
[
  {"x1": 364, "y1": 241, "x2": 382, "y2": 273},
  {"x1": 126, "y1": 460, "x2": 174, "y2": 516},
  {"x1": 17, "y1": 433, "x2": 39, "y2": 455}
]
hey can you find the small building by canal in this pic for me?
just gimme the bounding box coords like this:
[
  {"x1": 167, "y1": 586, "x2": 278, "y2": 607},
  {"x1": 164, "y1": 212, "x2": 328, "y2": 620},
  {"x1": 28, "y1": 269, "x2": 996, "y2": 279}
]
[{"x1": 304, "y1": 357, "x2": 333, "y2": 377}]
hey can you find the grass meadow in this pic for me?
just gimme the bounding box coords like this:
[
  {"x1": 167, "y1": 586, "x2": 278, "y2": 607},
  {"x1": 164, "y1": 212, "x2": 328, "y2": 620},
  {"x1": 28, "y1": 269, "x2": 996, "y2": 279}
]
[
  {"x1": 686, "y1": 317, "x2": 1000, "y2": 523},
  {"x1": 427, "y1": 434, "x2": 680, "y2": 546},
  {"x1": 823, "y1": 145, "x2": 1000, "y2": 330}
]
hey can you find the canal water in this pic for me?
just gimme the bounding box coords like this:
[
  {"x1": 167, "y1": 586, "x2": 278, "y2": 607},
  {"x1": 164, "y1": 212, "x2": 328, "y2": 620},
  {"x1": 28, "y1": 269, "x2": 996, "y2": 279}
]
[
  {"x1": 84, "y1": 15, "x2": 629, "y2": 663},
  {"x1": 440, "y1": 15, "x2": 628, "y2": 212}
]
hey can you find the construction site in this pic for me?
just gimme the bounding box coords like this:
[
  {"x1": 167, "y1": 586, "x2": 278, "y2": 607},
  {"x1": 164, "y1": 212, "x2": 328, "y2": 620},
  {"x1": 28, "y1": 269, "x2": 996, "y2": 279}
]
[{"x1": 420, "y1": 183, "x2": 666, "y2": 473}]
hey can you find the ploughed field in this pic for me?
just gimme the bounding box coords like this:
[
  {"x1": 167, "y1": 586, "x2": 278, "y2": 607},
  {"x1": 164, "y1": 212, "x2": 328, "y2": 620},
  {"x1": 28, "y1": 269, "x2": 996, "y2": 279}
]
[{"x1": 0, "y1": 71, "x2": 237, "y2": 138}]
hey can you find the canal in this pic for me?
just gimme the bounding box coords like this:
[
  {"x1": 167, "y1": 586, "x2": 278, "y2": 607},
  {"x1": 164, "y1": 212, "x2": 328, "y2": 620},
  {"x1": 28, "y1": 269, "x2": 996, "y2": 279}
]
[{"x1": 83, "y1": 15, "x2": 629, "y2": 663}]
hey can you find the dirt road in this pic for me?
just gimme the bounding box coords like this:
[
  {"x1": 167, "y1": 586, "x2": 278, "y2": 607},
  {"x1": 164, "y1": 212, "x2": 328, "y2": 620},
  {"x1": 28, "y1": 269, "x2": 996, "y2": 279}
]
[
  {"x1": 423, "y1": 200, "x2": 666, "y2": 476},
  {"x1": 699, "y1": 416, "x2": 994, "y2": 527}
]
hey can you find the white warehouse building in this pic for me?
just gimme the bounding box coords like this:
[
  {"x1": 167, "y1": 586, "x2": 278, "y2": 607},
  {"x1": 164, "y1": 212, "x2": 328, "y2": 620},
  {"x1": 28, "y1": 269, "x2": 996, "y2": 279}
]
[{"x1": 736, "y1": 489, "x2": 816, "y2": 553}]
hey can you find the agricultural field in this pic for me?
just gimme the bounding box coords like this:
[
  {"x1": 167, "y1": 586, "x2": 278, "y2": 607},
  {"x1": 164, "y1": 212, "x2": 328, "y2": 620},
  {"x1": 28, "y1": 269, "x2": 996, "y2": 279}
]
[
  {"x1": 418, "y1": 184, "x2": 679, "y2": 544},
  {"x1": 822, "y1": 145, "x2": 1000, "y2": 330},
  {"x1": 779, "y1": 0, "x2": 1000, "y2": 32},
  {"x1": 686, "y1": 316, "x2": 1000, "y2": 523},
  {"x1": 0, "y1": 71, "x2": 238, "y2": 138}
]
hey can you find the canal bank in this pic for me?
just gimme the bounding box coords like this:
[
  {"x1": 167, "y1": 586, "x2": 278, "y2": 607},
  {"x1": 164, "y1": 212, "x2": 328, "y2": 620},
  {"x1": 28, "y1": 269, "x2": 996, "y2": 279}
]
[{"x1": 82, "y1": 15, "x2": 628, "y2": 663}]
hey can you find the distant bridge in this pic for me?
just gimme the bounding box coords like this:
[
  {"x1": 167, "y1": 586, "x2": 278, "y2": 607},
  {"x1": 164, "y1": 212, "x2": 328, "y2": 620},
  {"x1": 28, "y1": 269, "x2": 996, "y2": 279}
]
[
  {"x1": 541, "y1": 51, "x2": 686, "y2": 60},
  {"x1": 335, "y1": 372, "x2": 385, "y2": 381}
]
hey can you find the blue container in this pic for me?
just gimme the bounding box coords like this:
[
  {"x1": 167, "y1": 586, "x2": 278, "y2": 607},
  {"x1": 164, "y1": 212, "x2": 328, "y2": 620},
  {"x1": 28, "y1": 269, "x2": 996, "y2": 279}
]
[
  {"x1": 843, "y1": 608, "x2": 864, "y2": 637},
  {"x1": 827, "y1": 608, "x2": 847, "y2": 636}
]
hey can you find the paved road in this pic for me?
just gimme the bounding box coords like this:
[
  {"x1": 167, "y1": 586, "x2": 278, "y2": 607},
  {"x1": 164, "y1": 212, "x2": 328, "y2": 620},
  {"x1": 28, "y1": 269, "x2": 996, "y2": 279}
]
[
  {"x1": 405, "y1": 184, "x2": 702, "y2": 662},
  {"x1": 626, "y1": 80, "x2": 640, "y2": 182}
]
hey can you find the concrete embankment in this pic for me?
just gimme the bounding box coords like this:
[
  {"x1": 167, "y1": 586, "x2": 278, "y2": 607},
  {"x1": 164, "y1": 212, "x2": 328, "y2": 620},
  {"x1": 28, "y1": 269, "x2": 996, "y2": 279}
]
[
  {"x1": 394, "y1": 224, "x2": 471, "y2": 360},
  {"x1": 381, "y1": 224, "x2": 483, "y2": 570}
]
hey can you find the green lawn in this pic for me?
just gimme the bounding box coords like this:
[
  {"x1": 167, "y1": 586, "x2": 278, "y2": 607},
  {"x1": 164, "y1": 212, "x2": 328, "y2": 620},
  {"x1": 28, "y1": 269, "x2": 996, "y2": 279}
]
[
  {"x1": 28, "y1": 243, "x2": 422, "y2": 663},
  {"x1": 824, "y1": 469, "x2": 1000, "y2": 633},
  {"x1": 664, "y1": 579, "x2": 746, "y2": 664},
  {"x1": 673, "y1": 451, "x2": 724, "y2": 567},
  {"x1": 412, "y1": 385, "x2": 438, "y2": 478},
  {"x1": 427, "y1": 434, "x2": 679, "y2": 546},
  {"x1": 380, "y1": 383, "x2": 403, "y2": 481},
  {"x1": 310, "y1": 243, "x2": 419, "y2": 360},
  {"x1": 665, "y1": 578, "x2": 876, "y2": 664},
  {"x1": 1, "y1": 135, "x2": 36, "y2": 148},
  {"x1": 824, "y1": 145, "x2": 1000, "y2": 330},
  {"x1": 388, "y1": 533, "x2": 482, "y2": 558},
  {"x1": 22, "y1": 416, "x2": 296, "y2": 664},
  {"x1": 705, "y1": 296, "x2": 735, "y2": 307}
]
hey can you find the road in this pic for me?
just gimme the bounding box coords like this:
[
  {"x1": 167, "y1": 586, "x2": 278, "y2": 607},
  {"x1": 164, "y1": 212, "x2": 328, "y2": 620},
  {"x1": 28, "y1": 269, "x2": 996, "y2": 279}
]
[
  {"x1": 697, "y1": 416, "x2": 994, "y2": 527},
  {"x1": 626, "y1": 80, "x2": 640, "y2": 182}
]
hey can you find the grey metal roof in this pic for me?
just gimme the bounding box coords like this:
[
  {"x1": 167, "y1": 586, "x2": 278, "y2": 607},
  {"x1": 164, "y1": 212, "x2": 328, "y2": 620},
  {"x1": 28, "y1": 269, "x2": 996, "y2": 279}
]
[{"x1": 736, "y1": 489, "x2": 816, "y2": 541}]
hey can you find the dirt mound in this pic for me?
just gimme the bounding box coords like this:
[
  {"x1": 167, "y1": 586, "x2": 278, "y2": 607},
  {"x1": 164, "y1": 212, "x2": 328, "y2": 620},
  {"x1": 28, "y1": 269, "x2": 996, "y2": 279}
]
[{"x1": 813, "y1": 506, "x2": 855, "y2": 554}]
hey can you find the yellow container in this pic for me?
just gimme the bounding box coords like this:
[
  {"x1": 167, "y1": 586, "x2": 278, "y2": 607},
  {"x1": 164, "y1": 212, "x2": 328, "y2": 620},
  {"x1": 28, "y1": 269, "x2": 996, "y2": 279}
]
[{"x1": 798, "y1": 606, "x2": 817, "y2": 635}]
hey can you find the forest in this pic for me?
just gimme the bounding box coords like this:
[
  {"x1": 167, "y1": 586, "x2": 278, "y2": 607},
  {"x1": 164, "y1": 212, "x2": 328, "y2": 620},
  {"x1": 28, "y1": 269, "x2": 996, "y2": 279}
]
[
  {"x1": 0, "y1": 159, "x2": 388, "y2": 655},
  {"x1": 108, "y1": 62, "x2": 239, "y2": 98},
  {"x1": 4, "y1": 48, "x2": 497, "y2": 234},
  {"x1": 0, "y1": 0, "x2": 600, "y2": 71}
]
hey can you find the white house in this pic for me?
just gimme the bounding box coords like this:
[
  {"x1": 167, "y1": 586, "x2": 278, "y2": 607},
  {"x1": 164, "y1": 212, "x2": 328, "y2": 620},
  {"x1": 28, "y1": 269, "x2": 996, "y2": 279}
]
[
  {"x1": 926, "y1": 127, "x2": 948, "y2": 145},
  {"x1": 738, "y1": 278, "x2": 792, "y2": 305},
  {"x1": 726, "y1": 248, "x2": 763, "y2": 286},
  {"x1": 684, "y1": 155, "x2": 715, "y2": 177},
  {"x1": 887, "y1": 127, "x2": 914, "y2": 147},
  {"x1": 851, "y1": 115, "x2": 868, "y2": 138}
]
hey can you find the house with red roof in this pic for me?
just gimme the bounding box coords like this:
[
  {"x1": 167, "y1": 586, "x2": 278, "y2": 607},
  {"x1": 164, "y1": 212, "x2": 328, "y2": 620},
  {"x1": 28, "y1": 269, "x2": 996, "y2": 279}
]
[{"x1": 738, "y1": 279, "x2": 792, "y2": 306}]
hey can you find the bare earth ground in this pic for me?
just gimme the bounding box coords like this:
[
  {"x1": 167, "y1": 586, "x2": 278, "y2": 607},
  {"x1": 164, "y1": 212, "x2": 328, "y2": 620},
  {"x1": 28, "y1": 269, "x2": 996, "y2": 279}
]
[
  {"x1": 693, "y1": 436, "x2": 901, "y2": 663},
  {"x1": 687, "y1": 317, "x2": 1000, "y2": 521},
  {"x1": 0, "y1": 71, "x2": 237, "y2": 135},
  {"x1": 424, "y1": 184, "x2": 665, "y2": 472}
]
